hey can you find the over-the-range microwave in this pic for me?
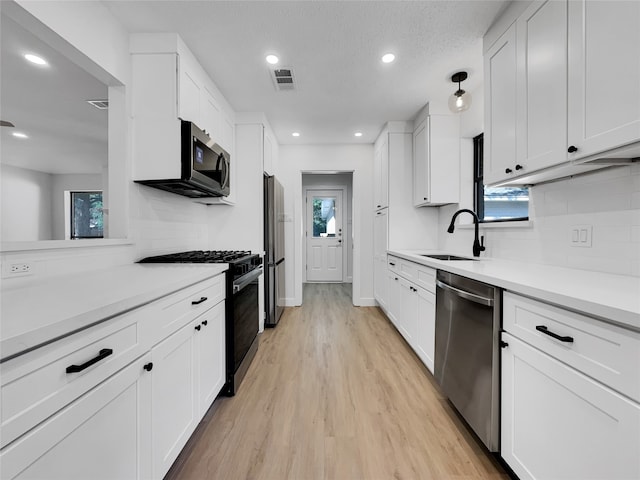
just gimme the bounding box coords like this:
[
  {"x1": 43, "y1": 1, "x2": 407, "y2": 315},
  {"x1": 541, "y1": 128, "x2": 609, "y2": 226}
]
[{"x1": 135, "y1": 120, "x2": 230, "y2": 198}]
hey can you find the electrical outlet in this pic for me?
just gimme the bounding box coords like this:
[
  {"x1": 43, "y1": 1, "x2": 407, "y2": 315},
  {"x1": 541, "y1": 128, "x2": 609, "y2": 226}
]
[
  {"x1": 569, "y1": 225, "x2": 592, "y2": 248},
  {"x1": 2, "y1": 262, "x2": 34, "y2": 278}
]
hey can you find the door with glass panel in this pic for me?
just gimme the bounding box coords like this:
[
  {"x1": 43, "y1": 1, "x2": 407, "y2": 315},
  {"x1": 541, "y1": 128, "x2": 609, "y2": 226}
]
[{"x1": 306, "y1": 189, "x2": 343, "y2": 282}]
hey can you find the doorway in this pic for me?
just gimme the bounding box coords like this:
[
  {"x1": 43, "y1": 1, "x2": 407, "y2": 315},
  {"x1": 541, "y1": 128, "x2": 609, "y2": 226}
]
[{"x1": 302, "y1": 173, "x2": 353, "y2": 292}]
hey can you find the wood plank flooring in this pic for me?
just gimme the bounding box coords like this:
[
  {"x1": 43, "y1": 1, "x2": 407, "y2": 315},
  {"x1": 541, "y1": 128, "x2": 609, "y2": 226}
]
[{"x1": 171, "y1": 283, "x2": 509, "y2": 480}]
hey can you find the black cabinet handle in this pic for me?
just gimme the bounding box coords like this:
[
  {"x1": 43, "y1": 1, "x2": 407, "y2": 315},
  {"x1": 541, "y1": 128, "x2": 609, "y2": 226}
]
[
  {"x1": 505, "y1": 168, "x2": 512, "y2": 174},
  {"x1": 201, "y1": 320, "x2": 208, "y2": 326},
  {"x1": 389, "y1": 262, "x2": 395, "y2": 266},
  {"x1": 423, "y1": 197, "x2": 427, "y2": 201},
  {"x1": 195, "y1": 325, "x2": 201, "y2": 331},
  {"x1": 143, "y1": 362, "x2": 153, "y2": 372},
  {"x1": 515, "y1": 164, "x2": 523, "y2": 171},
  {"x1": 568, "y1": 145, "x2": 578, "y2": 153},
  {"x1": 500, "y1": 340, "x2": 509, "y2": 348},
  {"x1": 66, "y1": 348, "x2": 113, "y2": 373},
  {"x1": 192, "y1": 296, "x2": 208, "y2": 305},
  {"x1": 394, "y1": 277, "x2": 399, "y2": 281},
  {"x1": 377, "y1": 204, "x2": 381, "y2": 208},
  {"x1": 536, "y1": 325, "x2": 574, "y2": 343}
]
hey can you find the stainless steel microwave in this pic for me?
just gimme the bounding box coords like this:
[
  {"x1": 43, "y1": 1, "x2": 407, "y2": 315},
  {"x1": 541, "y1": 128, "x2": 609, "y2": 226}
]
[{"x1": 135, "y1": 120, "x2": 230, "y2": 198}]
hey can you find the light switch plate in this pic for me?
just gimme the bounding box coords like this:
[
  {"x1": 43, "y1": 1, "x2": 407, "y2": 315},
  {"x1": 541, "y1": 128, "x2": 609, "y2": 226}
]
[{"x1": 570, "y1": 225, "x2": 592, "y2": 247}]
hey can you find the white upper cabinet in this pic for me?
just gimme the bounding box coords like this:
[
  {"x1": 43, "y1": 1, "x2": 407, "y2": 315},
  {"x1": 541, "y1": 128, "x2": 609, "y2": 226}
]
[
  {"x1": 131, "y1": 34, "x2": 235, "y2": 183},
  {"x1": 567, "y1": 0, "x2": 640, "y2": 160},
  {"x1": 484, "y1": 0, "x2": 639, "y2": 186},
  {"x1": 413, "y1": 114, "x2": 460, "y2": 206}
]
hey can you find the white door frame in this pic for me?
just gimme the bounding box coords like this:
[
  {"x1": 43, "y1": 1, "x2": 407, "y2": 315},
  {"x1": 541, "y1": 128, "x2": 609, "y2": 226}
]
[
  {"x1": 303, "y1": 187, "x2": 346, "y2": 282},
  {"x1": 295, "y1": 170, "x2": 363, "y2": 307}
]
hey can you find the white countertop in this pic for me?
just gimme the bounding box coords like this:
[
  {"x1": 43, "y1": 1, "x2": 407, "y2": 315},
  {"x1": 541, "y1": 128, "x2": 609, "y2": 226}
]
[
  {"x1": 0, "y1": 264, "x2": 228, "y2": 362},
  {"x1": 389, "y1": 250, "x2": 640, "y2": 332}
]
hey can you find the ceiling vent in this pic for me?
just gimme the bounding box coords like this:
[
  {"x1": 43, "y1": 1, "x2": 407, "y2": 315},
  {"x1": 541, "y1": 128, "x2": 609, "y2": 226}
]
[
  {"x1": 87, "y1": 99, "x2": 109, "y2": 110},
  {"x1": 271, "y1": 68, "x2": 296, "y2": 91}
]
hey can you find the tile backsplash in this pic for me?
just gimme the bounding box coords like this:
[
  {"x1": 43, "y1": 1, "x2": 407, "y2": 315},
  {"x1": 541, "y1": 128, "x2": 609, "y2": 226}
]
[{"x1": 439, "y1": 163, "x2": 640, "y2": 277}]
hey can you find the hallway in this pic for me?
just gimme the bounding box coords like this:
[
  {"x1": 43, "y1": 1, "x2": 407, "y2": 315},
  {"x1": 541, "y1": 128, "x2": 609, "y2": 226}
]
[{"x1": 170, "y1": 283, "x2": 509, "y2": 479}]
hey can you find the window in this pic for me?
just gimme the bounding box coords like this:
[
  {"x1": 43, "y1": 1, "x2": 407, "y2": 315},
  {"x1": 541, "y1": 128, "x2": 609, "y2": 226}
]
[
  {"x1": 70, "y1": 191, "x2": 104, "y2": 239},
  {"x1": 312, "y1": 197, "x2": 336, "y2": 237},
  {"x1": 474, "y1": 134, "x2": 529, "y2": 222}
]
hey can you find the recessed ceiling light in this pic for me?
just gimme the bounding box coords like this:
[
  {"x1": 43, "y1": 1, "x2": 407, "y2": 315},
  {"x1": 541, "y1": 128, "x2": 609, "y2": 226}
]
[
  {"x1": 292, "y1": 132, "x2": 300, "y2": 137},
  {"x1": 354, "y1": 132, "x2": 363, "y2": 137},
  {"x1": 266, "y1": 54, "x2": 279, "y2": 65},
  {"x1": 381, "y1": 53, "x2": 395, "y2": 64},
  {"x1": 12, "y1": 132, "x2": 28, "y2": 139},
  {"x1": 24, "y1": 54, "x2": 47, "y2": 66}
]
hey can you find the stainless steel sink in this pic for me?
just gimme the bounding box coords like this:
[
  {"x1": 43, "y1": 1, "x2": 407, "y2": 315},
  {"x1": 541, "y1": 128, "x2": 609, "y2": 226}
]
[{"x1": 420, "y1": 254, "x2": 478, "y2": 261}]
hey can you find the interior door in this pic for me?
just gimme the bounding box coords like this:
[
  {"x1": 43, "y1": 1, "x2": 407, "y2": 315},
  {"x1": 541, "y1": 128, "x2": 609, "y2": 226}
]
[{"x1": 306, "y1": 189, "x2": 343, "y2": 282}]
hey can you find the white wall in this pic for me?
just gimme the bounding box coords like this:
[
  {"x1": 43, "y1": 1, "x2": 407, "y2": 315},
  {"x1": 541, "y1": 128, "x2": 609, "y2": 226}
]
[
  {"x1": 2, "y1": 1, "x2": 215, "y2": 282},
  {"x1": 51, "y1": 174, "x2": 103, "y2": 240},
  {"x1": 279, "y1": 145, "x2": 374, "y2": 307},
  {"x1": 439, "y1": 87, "x2": 640, "y2": 277},
  {"x1": 302, "y1": 173, "x2": 353, "y2": 282},
  {"x1": 1, "y1": 165, "x2": 52, "y2": 241}
]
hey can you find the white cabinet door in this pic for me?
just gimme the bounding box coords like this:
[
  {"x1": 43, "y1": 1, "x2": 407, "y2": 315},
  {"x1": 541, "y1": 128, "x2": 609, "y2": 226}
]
[
  {"x1": 501, "y1": 333, "x2": 640, "y2": 480},
  {"x1": 178, "y1": 54, "x2": 201, "y2": 126},
  {"x1": 398, "y1": 278, "x2": 418, "y2": 347},
  {"x1": 415, "y1": 286, "x2": 435, "y2": 373},
  {"x1": 151, "y1": 322, "x2": 197, "y2": 480},
  {"x1": 201, "y1": 87, "x2": 221, "y2": 140},
  {"x1": 484, "y1": 23, "x2": 518, "y2": 185},
  {"x1": 386, "y1": 269, "x2": 402, "y2": 329},
  {"x1": 195, "y1": 302, "x2": 226, "y2": 418},
  {"x1": 567, "y1": 0, "x2": 640, "y2": 160},
  {"x1": 516, "y1": 0, "x2": 567, "y2": 173},
  {"x1": 413, "y1": 115, "x2": 460, "y2": 206},
  {"x1": 373, "y1": 209, "x2": 388, "y2": 308},
  {"x1": 373, "y1": 136, "x2": 389, "y2": 210},
  {"x1": 413, "y1": 119, "x2": 429, "y2": 205},
  {"x1": 1, "y1": 355, "x2": 152, "y2": 480}
]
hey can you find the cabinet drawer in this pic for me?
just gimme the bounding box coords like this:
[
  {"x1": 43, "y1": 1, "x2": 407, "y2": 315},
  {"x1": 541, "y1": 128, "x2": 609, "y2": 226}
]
[
  {"x1": 503, "y1": 292, "x2": 640, "y2": 402},
  {"x1": 388, "y1": 256, "x2": 417, "y2": 282},
  {"x1": 151, "y1": 274, "x2": 225, "y2": 345},
  {"x1": 414, "y1": 265, "x2": 436, "y2": 293},
  {"x1": 387, "y1": 256, "x2": 400, "y2": 274},
  {"x1": 1, "y1": 309, "x2": 149, "y2": 448}
]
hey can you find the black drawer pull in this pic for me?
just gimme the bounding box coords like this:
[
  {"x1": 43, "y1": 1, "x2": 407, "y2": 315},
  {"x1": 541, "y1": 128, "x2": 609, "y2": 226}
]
[
  {"x1": 201, "y1": 320, "x2": 208, "y2": 326},
  {"x1": 389, "y1": 262, "x2": 396, "y2": 266},
  {"x1": 192, "y1": 296, "x2": 208, "y2": 305},
  {"x1": 143, "y1": 362, "x2": 153, "y2": 372},
  {"x1": 195, "y1": 325, "x2": 202, "y2": 331},
  {"x1": 66, "y1": 348, "x2": 113, "y2": 373},
  {"x1": 536, "y1": 325, "x2": 574, "y2": 343}
]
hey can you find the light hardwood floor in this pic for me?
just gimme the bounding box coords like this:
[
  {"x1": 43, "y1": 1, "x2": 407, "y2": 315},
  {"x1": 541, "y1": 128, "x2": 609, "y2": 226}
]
[{"x1": 170, "y1": 283, "x2": 510, "y2": 480}]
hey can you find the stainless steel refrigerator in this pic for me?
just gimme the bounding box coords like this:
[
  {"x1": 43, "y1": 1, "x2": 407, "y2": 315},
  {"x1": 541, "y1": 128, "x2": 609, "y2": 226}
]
[{"x1": 264, "y1": 175, "x2": 285, "y2": 327}]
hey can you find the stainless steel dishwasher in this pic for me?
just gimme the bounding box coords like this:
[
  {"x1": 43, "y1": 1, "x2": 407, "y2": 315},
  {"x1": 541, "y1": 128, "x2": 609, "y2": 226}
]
[{"x1": 434, "y1": 270, "x2": 501, "y2": 452}]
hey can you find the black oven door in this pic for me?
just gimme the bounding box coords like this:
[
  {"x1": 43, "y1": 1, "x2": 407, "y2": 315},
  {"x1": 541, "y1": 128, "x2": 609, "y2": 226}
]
[{"x1": 230, "y1": 267, "x2": 262, "y2": 376}]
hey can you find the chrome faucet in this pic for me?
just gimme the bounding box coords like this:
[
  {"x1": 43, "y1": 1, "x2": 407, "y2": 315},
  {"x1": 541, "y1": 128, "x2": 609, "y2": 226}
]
[{"x1": 447, "y1": 209, "x2": 486, "y2": 257}]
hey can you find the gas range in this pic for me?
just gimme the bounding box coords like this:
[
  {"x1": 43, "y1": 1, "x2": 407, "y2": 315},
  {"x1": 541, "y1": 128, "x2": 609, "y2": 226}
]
[
  {"x1": 138, "y1": 250, "x2": 262, "y2": 396},
  {"x1": 139, "y1": 250, "x2": 262, "y2": 281}
]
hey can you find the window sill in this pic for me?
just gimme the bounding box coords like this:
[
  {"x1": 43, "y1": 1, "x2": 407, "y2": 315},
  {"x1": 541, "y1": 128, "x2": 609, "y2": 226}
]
[
  {"x1": 1, "y1": 238, "x2": 134, "y2": 253},
  {"x1": 458, "y1": 220, "x2": 533, "y2": 230}
]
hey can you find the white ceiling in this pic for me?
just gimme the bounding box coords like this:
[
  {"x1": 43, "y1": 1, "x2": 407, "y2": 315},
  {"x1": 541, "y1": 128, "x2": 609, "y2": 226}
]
[
  {"x1": 104, "y1": 0, "x2": 508, "y2": 145},
  {"x1": 0, "y1": 14, "x2": 108, "y2": 175}
]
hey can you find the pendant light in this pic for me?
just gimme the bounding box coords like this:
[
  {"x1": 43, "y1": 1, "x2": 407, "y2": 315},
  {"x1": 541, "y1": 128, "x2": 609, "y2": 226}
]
[{"x1": 448, "y1": 71, "x2": 472, "y2": 113}]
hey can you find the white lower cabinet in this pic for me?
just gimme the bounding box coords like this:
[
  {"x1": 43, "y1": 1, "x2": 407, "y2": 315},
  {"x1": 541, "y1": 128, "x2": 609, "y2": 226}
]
[
  {"x1": 151, "y1": 301, "x2": 225, "y2": 479},
  {"x1": 414, "y1": 287, "x2": 435, "y2": 373},
  {"x1": 0, "y1": 354, "x2": 152, "y2": 480},
  {"x1": 501, "y1": 333, "x2": 640, "y2": 480},
  {"x1": 383, "y1": 259, "x2": 436, "y2": 374}
]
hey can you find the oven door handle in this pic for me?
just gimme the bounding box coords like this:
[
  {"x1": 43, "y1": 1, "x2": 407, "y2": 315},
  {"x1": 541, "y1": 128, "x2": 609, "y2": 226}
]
[
  {"x1": 436, "y1": 279, "x2": 494, "y2": 306},
  {"x1": 233, "y1": 267, "x2": 263, "y2": 294}
]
